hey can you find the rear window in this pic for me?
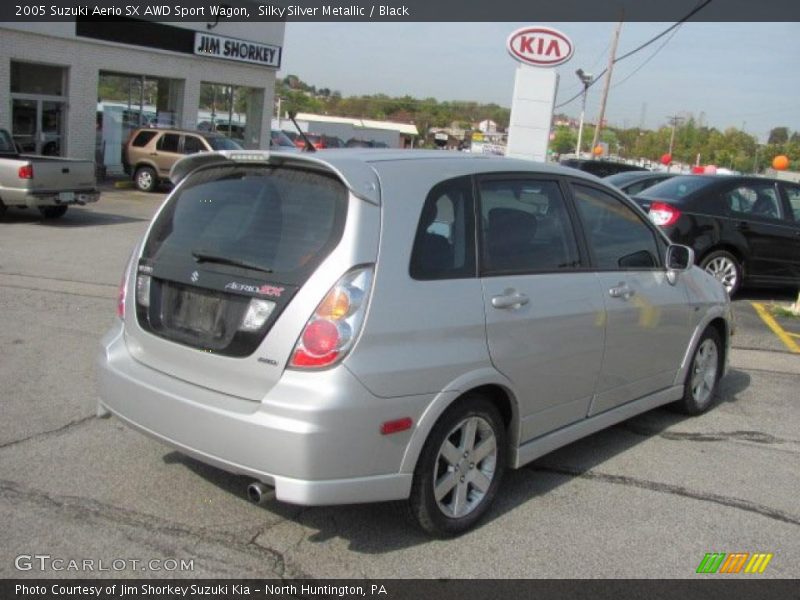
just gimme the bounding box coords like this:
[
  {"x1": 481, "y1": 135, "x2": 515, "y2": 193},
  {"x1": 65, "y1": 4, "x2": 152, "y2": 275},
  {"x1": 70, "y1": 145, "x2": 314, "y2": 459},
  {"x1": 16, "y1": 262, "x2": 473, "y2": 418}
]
[
  {"x1": 141, "y1": 165, "x2": 347, "y2": 283},
  {"x1": 638, "y1": 176, "x2": 711, "y2": 201},
  {"x1": 131, "y1": 131, "x2": 158, "y2": 147}
]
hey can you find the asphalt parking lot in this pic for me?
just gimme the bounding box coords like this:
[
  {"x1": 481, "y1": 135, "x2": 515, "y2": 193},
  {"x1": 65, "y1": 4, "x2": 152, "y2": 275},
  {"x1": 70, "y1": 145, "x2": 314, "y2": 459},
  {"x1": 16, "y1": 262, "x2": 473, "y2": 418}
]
[{"x1": 1, "y1": 188, "x2": 798, "y2": 579}]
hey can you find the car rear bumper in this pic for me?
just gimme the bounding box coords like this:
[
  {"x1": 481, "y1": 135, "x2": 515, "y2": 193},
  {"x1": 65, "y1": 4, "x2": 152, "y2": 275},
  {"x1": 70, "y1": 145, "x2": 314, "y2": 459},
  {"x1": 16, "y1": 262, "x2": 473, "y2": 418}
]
[
  {"x1": 3, "y1": 188, "x2": 100, "y2": 208},
  {"x1": 96, "y1": 322, "x2": 430, "y2": 505}
]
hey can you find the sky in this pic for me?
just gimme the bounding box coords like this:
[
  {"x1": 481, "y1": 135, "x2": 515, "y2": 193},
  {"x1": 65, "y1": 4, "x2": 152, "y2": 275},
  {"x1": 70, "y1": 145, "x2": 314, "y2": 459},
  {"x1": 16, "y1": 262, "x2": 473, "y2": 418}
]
[{"x1": 278, "y1": 22, "x2": 800, "y2": 142}]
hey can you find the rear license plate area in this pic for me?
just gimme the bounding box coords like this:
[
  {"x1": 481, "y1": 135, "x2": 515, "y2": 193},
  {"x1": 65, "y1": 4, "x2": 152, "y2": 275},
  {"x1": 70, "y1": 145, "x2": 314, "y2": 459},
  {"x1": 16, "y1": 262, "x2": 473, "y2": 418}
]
[{"x1": 168, "y1": 287, "x2": 225, "y2": 338}]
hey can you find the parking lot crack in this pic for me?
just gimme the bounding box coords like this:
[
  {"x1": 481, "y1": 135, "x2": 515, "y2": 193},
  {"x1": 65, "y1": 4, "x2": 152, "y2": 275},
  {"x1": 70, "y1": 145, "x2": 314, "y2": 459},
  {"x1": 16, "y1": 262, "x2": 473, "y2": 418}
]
[
  {"x1": 0, "y1": 478, "x2": 286, "y2": 575},
  {"x1": 0, "y1": 415, "x2": 94, "y2": 450},
  {"x1": 531, "y1": 464, "x2": 800, "y2": 527},
  {"x1": 619, "y1": 423, "x2": 800, "y2": 446}
]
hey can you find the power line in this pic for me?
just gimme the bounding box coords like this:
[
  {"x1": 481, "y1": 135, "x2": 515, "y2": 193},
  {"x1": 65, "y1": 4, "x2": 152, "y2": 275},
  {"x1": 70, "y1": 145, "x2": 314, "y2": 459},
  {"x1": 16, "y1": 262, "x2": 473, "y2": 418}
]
[
  {"x1": 554, "y1": 0, "x2": 713, "y2": 109},
  {"x1": 611, "y1": 26, "x2": 682, "y2": 90}
]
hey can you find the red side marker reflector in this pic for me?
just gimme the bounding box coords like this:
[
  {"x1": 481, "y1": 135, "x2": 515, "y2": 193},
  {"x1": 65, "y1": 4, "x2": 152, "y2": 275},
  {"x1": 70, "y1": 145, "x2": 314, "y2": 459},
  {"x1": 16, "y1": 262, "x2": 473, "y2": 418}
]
[{"x1": 380, "y1": 417, "x2": 413, "y2": 435}]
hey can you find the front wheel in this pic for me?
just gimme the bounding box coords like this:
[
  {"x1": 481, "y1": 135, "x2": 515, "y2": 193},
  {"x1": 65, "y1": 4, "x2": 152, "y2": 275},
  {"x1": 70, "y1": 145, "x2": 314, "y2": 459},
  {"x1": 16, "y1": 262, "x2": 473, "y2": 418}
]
[
  {"x1": 134, "y1": 166, "x2": 158, "y2": 193},
  {"x1": 407, "y1": 395, "x2": 507, "y2": 537},
  {"x1": 700, "y1": 250, "x2": 742, "y2": 296},
  {"x1": 674, "y1": 327, "x2": 722, "y2": 415}
]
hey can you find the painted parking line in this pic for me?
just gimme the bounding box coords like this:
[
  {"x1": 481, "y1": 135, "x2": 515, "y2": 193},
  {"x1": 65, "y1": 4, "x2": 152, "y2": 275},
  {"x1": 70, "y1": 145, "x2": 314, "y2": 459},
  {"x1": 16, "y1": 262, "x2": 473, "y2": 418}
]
[{"x1": 751, "y1": 302, "x2": 800, "y2": 354}]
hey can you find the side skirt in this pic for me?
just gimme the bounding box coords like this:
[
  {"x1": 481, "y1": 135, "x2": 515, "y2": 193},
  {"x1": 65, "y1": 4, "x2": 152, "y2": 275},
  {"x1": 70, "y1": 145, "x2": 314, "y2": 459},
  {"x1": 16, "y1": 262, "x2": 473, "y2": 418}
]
[{"x1": 512, "y1": 385, "x2": 683, "y2": 469}]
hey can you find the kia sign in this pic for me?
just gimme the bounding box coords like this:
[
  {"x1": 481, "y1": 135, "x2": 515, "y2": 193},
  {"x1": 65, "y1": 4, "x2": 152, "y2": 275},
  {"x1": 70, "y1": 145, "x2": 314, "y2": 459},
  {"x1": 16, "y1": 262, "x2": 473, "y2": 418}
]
[{"x1": 506, "y1": 26, "x2": 574, "y2": 67}]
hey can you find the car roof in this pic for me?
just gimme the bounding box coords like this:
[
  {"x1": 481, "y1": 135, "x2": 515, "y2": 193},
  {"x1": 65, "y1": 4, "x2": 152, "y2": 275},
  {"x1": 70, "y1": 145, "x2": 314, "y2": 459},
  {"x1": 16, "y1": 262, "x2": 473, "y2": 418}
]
[
  {"x1": 132, "y1": 127, "x2": 228, "y2": 138},
  {"x1": 172, "y1": 149, "x2": 608, "y2": 206}
]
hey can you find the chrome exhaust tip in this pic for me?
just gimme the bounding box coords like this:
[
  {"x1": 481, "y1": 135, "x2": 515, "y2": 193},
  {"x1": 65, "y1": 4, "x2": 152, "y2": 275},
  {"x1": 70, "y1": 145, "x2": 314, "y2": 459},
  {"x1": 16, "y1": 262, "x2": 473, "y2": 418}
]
[{"x1": 247, "y1": 482, "x2": 270, "y2": 504}]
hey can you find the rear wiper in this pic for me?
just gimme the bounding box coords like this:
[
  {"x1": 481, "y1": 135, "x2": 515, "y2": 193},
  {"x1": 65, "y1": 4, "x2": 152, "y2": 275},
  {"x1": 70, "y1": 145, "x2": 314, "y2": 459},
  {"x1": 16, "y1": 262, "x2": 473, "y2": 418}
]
[{"x1": 191, "y1": 249, "x2": 273, "y2": 273}]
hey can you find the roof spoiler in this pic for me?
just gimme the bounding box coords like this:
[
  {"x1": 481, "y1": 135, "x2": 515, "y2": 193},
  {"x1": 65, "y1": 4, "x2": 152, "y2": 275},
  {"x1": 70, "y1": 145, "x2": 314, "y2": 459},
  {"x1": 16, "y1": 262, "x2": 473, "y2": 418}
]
[{"x1": 169, "y1": 151, "x2": 273, "y2": 185}]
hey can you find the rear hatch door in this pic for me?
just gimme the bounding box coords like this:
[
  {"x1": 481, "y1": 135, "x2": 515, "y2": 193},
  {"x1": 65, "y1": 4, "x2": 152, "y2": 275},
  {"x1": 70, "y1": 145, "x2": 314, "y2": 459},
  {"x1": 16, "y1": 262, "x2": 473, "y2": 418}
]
[{"x1": 125, "y1": 161, "x2": 354, "y2": 401}]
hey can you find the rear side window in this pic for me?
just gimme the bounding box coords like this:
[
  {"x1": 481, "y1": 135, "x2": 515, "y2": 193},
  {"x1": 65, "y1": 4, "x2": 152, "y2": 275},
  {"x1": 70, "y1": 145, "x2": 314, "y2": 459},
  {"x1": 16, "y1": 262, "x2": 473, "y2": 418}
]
[
  {"x1": 156, "y1": 133, "x2": 180, "y2": 153},
  {"x1": 131, "y1": 131, "x2": 158, "y2": 148},
  {"x1": 572, "y1": 184, "x2": 661, "y2": 270},
  {"x1": 479, "y1": 179, "x2": 580, "y2": 274},
  {"x1": 131, "y1": 131, "x2": 157, "y2": 147},
  {"x1": 142, "y1": 166, "x2": 347, "y2": 282},
  {"x1": 410, "y1": 176, "x2": 475, "y2": 280},
  {"x1": 723, "y1": 183, "x2": 782, "y2": 220}
]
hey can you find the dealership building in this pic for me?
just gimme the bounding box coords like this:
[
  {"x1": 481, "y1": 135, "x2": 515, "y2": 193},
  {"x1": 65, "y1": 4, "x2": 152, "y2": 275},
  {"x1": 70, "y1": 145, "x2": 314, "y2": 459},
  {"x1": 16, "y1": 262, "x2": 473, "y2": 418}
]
[{"x1": 0, "y1": 17, "x2": 284, "y2": 173}]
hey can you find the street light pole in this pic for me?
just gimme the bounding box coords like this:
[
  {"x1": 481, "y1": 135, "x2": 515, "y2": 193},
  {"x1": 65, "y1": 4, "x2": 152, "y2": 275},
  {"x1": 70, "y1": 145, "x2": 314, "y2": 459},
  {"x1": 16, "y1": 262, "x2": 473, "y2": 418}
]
[{"x1": 575, "y1": 69, "x2": 593, "y2": 157}]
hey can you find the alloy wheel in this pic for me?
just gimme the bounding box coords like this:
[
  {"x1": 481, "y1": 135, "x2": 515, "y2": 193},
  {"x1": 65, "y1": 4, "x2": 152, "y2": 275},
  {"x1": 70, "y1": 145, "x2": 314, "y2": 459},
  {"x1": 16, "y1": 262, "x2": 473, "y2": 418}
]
[
  {"x1": 691, "y1": 338, "x2": 719, "y2": 406},
  {"x1": 704, "y1": 256, "x2": 738, "y2": 294},
  {"x1": 433, "y1": 416, "x2": 498, "y2": 519}
]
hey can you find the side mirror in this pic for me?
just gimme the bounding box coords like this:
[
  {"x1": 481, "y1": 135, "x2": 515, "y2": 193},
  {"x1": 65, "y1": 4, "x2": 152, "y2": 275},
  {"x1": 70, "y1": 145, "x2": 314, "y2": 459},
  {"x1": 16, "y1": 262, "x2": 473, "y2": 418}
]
[{"x1": 666, "y1": 244, "x2": 694, "y2": 272}]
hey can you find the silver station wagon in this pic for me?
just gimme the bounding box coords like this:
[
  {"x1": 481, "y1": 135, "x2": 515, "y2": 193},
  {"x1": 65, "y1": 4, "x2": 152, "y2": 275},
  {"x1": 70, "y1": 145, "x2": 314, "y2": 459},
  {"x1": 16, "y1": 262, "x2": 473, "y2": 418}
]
[{"x1": 97, "y1": 150, "x2": 732, "y2": 536}]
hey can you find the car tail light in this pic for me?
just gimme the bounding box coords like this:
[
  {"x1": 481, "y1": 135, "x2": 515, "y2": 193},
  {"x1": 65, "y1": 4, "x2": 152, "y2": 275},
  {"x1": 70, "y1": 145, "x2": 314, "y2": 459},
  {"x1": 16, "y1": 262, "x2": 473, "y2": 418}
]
[
  {"x1": 18, "y1": 165, "x2": 33, "y2": 179},
  {"x1": 116, "y1": 250, "x2": 137, "y2": 319},
  {"x1": 289, "y1": 266, "x2": 373, "y2": 369},
  {"x1": 117, "y1": 270, "x2": 128, "y2": 319},
  {"x1": 648, "y1": 201, "x2": 681, "y2": 227}
]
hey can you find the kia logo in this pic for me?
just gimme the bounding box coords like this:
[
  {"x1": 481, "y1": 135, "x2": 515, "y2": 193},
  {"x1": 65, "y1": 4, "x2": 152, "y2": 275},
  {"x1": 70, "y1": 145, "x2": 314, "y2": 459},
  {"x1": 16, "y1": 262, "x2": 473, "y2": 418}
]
[
  {"x1": 507, "y1": 27, "x2": 574, "y2": 67},
  {"x1": 191, "y1": 271, "x2": 199, "y2": 283}
]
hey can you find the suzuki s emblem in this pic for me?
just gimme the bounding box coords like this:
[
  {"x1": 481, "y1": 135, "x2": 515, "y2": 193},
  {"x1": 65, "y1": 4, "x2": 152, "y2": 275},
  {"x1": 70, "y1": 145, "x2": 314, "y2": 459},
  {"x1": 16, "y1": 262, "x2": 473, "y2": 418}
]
[{"x1": 191, "y1": 271, "x2": 199, "y2": 283}]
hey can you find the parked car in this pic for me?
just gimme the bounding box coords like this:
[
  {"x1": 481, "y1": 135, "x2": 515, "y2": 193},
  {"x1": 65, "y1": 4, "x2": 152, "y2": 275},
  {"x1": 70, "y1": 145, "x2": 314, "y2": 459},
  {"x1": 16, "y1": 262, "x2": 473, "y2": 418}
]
[
  {"x1": 560, "y1": 158, "x2": 649, "y2": 178},
  {"x1": 632, "y1": 175, "x2": 800, "y2": 295},
  {"x1": 269, "y1": 130, "x2": 300, "y2": 153},
  {"x1": 0, "y1": 128, "x2": 99, "y2": 219},
  {"x1": 98, "y1": 150, "x2": 731, "y2": 536},
  {"x1": 345, "y1": 138, "x2": 390, "y2": 148},
  {"x1": 124, "y1": 128, "x2": 242, "y2": 192},
  {"x1": 605, "y1": 170, "x2": 675, "y2": 195},
  {"x1": 292, "y1": 133, "x2": 345, "y2": 151}
]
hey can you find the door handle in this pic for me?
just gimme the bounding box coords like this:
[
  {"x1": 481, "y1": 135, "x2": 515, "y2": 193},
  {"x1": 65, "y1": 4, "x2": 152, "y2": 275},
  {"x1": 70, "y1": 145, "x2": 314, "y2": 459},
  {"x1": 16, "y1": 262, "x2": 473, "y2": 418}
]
[
  {"x1": 609, "y1": 282, "x2": 635, "y2": 300},
  {"x1": 491, "y1": 290, "x2": 529, "y2": 309},
  {"x1": 149, "y1": 152, "x2": 158, "y2": 156},
  {"x1": 736, "y1": 221, "x2": 750, "y2": 231}
]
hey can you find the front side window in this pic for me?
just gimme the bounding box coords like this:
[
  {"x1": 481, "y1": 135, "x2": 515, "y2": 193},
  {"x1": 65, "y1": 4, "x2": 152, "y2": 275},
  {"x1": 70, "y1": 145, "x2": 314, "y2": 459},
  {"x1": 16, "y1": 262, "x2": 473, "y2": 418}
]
[
  {"x1": 479, "y1": 179, "x2": 580, "y2": 274},
  {"x1": 410, "y1": 177, "x2": 475, "y2": 280},
  {"x1": 572, "y1": 183, "x2": 661, "y2": 270},
  {"x1": 781, "y1": 184, "x2": 800, "y2": 222},
  {"x1": 183, "y1": 135, "x2": 204, "y2": 155}
]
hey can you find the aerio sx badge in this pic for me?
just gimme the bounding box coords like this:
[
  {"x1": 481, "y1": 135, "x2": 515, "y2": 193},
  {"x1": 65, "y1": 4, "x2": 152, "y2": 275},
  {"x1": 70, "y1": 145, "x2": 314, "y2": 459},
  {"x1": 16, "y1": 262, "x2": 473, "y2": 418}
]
[{"x1": 225, "y1": 281, "x2": 284, "y2": 298}]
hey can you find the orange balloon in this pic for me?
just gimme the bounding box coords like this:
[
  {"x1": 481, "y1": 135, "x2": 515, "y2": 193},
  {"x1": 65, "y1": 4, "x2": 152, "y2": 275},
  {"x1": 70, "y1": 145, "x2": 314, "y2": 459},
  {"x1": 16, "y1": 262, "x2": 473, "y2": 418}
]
[
  {"x1": 592, "y1": 145, "x2": 603, "y2": 156},
  {"x1": 772, "y1": 155, "x2": 789, "y2": 171}
]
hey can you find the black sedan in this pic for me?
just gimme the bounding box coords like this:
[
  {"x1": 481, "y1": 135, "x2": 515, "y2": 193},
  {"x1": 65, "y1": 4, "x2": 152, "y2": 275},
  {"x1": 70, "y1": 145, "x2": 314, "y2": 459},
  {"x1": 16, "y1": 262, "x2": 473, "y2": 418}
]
[
  {"x1": 605, "y1": 170, "x2": 675, "y2": 195},
  {"x1": 632, "y1": 175, "x2": 800, "y2": 294}
]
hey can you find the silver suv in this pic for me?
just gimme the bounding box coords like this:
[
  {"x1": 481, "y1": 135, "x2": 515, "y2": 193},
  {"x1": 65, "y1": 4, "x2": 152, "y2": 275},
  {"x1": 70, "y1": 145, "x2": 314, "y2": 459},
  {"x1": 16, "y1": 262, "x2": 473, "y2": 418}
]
[{"x1": 98, "y1": 150, "x2": 732, "y2": 536}]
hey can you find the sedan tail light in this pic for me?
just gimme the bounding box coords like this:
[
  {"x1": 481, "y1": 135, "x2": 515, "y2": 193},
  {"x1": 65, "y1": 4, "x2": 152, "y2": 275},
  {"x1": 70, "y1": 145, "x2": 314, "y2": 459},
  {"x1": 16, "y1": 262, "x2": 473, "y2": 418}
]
[
  {"x1": 289, "y1": 266, "x2": 373, "y2": 369},
  {"x1": 18, "y1": 165, "x2": 33, "y2": 179},
  {"x1": 648, "y1": 201, "x2": 681, "y2": 227}
]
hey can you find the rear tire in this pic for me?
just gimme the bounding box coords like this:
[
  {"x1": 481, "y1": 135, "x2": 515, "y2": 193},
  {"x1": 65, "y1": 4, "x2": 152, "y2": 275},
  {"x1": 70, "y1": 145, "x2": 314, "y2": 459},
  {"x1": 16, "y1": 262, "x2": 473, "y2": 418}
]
[
  {"x1": 39, "y1": 205, "x2": 68, "y2": 219},
  {"x1": 134, "y1": 166, "x2": 158, "y2": 193},
  {"x1": 673, "y1": 327, "x2": 722, "y2": 416},
  {"x1": 407, "y1": 394, "x2": 507, "y2": 537},
  {"x1": 700, "y1": 250, "x2": 742, "y2": 296}
]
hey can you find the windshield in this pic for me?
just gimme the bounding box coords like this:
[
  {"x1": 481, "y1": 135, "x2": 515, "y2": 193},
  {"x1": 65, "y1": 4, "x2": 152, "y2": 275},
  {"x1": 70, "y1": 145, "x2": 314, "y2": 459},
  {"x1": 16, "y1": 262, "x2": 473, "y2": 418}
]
[
  {"x1": 142, "y1": 165, "x2": 348, "y2": 281},
  {"x1": 638, "y1": 175, "x2": 712, "y2": 201},
  {"x1": 206, "y1": 136, "x2": 242, "y2": 151}
]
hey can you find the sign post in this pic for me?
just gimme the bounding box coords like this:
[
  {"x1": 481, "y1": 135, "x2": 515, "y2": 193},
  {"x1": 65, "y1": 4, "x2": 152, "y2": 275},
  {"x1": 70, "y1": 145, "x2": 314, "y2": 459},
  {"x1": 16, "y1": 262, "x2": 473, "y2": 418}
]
[{"x1": 505, "y1": 27, "x2": 573, "y2": 162}]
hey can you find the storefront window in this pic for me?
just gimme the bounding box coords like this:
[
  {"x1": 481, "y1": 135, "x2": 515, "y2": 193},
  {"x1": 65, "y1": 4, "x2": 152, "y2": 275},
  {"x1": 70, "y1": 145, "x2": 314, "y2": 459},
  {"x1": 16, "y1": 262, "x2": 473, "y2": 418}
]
[
  {"x1": 199, "y1": 83, "x2": 262, "y2": 148},
  {"x1": 97, "y1": 72, "x2": 183, "y2": 173},
  {"x1": 11, "y1": 62, "x2": 65, "y2": 96}
]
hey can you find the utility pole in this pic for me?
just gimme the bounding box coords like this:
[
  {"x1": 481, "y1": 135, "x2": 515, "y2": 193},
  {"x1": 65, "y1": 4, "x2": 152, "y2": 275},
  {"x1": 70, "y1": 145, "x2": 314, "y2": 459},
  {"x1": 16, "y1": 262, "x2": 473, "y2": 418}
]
[
  {"x1": 667, "y1": 115, "x2": 684, "y2": 157},
  {"x1": 575, "y1": 69, "x2": 593, "y2": 157},
  {"x1": 590, "y1": 17, "x2": 623, "y2": 157}
]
